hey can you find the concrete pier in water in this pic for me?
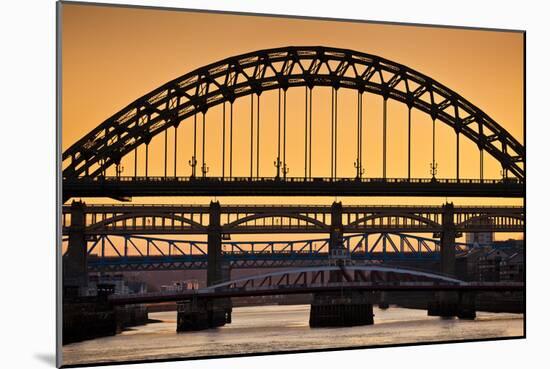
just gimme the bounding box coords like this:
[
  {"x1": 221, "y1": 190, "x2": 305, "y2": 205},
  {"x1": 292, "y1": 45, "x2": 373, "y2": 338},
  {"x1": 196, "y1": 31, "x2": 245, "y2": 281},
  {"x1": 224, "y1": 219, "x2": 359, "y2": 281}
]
[
  {"x1": 177, "y1": 201, "x2": 233, "y2": 332},
  {"x1": 176, "y1": 298, "x2": 232, "y2": 331},
  {"x1": 309, "y1": 203, "x2": 375, "y2": 328},
  {"x1": 309, "y1": 292, "x2": 374, "y2": 327},
  {"x1": 428, "y1": 291, "x2": 476, "y2": 319},
  {"x1": 427, "y1": 203, "x2": 477, "y2": 319}
]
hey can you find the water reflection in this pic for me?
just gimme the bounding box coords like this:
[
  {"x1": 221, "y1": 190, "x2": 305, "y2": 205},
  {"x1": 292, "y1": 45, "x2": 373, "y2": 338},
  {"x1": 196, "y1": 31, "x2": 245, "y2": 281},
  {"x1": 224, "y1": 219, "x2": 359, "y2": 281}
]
[{"x1": 63, "y1": 305, "x2": 523, "y2": 366}]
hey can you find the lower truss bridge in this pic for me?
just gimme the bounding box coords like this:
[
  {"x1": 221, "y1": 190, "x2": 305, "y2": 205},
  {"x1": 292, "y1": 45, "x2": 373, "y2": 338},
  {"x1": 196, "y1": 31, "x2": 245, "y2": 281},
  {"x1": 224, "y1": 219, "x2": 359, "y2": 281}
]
[
  {"x1": 109, "y1": 265, "x2": 523, "y2": 330},
  {"x1": 78, "y1": 232, "x2": 475, "y2": 272}
]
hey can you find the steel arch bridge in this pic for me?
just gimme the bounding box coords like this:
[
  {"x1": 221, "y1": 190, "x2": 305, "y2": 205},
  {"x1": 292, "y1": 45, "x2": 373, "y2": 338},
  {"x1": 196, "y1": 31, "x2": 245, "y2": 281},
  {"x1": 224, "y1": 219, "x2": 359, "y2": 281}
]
[
  {"x1": 68, "y1": 232, "x2": 475, "y2": 272},
  {"x1": 62, "y1": 203, "x2": 525, "y2": 236},
  {"x1": 62, "y1": 46, "x2": 524, "y2": 200}
]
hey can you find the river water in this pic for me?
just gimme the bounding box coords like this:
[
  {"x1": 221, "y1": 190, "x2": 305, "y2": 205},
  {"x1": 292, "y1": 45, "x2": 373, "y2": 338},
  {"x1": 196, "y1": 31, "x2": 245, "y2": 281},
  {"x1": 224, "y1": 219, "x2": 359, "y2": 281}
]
[{"x1": 62, "y1": 305, "x2": 523, "y2": 366}]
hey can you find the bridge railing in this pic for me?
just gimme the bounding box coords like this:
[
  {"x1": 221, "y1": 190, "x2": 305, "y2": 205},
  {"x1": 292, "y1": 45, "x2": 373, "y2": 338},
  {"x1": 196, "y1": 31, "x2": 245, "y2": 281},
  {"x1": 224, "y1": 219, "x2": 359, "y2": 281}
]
[
  {"x1": 65, "y1": 175, "x2": 522, "y2": 185},
  {"x1": 62, "y1": 203, "x2": 524, "y2": 210}
]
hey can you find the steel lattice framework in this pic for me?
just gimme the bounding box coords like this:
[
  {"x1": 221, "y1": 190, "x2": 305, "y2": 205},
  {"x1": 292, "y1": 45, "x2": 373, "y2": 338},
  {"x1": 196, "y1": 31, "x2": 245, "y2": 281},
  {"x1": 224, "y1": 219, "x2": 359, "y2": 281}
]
[
  {"x1": 68, "y1": 233, "x2": 476, "y2": 272},
  {"x1": 62, "y1": 46, "x2": 524, "y2": 181},
  {"x1": 108, "y1": 265, "x2": 524, "y2": 306},
  {"x1": 206, "y1": 265, "x2": 465, "y2": 290}
]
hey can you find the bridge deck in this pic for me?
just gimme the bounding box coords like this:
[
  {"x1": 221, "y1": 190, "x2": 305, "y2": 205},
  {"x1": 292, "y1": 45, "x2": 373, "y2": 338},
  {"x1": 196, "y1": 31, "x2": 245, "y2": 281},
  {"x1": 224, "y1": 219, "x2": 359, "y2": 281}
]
[
  {"x1": 62, "y1": 203, "x2": 524, "y2": 213},
  {"x1": 63, "y1": 177, "x2": 524, "y2": 200},
  {"x1": 109, "y1": 282, "x2": 525, "y2": 305}
]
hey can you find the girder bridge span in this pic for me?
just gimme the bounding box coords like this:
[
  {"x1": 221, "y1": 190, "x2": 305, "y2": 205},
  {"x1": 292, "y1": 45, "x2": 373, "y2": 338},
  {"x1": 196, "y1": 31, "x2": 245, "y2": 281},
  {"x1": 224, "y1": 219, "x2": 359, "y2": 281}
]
[{"x1": 75, "y1": 232, "x2": 474, "y2": 272}]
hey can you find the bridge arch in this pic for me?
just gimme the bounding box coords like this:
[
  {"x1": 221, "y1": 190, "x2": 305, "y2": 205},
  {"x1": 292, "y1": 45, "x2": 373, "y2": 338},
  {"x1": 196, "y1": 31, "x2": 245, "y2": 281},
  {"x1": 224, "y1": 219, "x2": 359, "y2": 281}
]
[
  {"x1": 224, "y1": 213, "x2": 328, "y2": 231},
  {"x1": 87, "y1": 212, "x2": 205, "y2": 232},
  {"x1": 63, "y1": 46, "x2": 524, "y2": 181},
  {"x1": 456, "y1": 213, "x2": 525, "y2": 229},
  {"x1": 348, "y1": 212, "x2": 440, "y2": 229},
  {"x1": 206, "y1": 265, "x2": 464, "y2": 291}
]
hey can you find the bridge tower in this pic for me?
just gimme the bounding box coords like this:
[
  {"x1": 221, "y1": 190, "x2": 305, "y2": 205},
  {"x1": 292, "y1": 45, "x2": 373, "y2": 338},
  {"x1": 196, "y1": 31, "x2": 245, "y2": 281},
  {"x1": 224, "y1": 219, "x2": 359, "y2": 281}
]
[
  {"x1": 310, "y1": 201, "x2": 374, "y2": 328},
  {"x1": 63, "y1": 201, "x2": 88, "y2": 296},
  {"x1": 440, "y1": 202, "x2": 456, "y2": 276},
  {"x1": 428, "y1": 202, "x2": 476, "y2": 319},
  {"x1": 207, "y1": 201, "x2": 223, "y2": 287},
  {"x1": 177, "y1": 201, "x2": 232, "y2": 332},
  {"x1": 328, "y1": 201, "x2": 349, "y2": 277},
  {"x1": 329, "y1": 201, "x2": 344, "y2": 252}
]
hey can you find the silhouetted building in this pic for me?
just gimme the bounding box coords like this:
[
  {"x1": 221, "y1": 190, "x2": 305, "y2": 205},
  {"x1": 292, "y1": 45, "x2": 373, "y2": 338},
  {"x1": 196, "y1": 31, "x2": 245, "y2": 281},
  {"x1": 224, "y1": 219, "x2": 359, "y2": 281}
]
[
  {"x1": 459, "y1": 238, "x2": 524, "y2": 282},
  {"x1": 460, "y1": 246, "x2": 490, "y2": 281},
  {"x1": 500, "y1": 252, "x2": 525, "y2": 282},
  {"x1": 465, "y1": 231, "x2": 494, "y2": 246},
  {"x1": 88, "y1": 273, "x2": 147, "y2": 295},
  {"x1": 478, "y1": 249, "x2": 514, "y2": 282},
  {"x1": 160, "y1": 279, "x2": 199, "y2": 292}
]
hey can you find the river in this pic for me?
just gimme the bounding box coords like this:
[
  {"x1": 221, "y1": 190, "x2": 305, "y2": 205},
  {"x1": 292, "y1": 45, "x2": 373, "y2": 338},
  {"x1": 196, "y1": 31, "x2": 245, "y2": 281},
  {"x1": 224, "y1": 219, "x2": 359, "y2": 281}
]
[{"x1": 62, "y1": 305, "x2": 523, "y2": 366}]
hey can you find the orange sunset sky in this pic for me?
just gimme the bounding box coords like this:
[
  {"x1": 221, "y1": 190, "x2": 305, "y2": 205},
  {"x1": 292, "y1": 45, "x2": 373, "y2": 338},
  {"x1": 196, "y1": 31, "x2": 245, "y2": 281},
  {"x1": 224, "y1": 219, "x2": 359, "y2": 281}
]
[{"x1": 60, "y1": 3, "x2": 524, "y2": 242}]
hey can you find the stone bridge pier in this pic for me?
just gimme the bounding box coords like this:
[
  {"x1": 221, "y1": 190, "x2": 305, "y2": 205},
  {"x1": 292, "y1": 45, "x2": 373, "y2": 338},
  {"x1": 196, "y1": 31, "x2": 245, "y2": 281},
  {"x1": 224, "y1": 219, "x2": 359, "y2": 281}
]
[
  {"x1": 177, "y1": 201, "x2": 232, "y2": 331},
  {"x1": 428, "y1": 203, "x2": 476, "y2": 319},
  {"x1": 309, "y1": 202, "x2": 375, "y2": 328},
  {"x1": 63, "y1": 201, "x2": 88, "y2": 296}
]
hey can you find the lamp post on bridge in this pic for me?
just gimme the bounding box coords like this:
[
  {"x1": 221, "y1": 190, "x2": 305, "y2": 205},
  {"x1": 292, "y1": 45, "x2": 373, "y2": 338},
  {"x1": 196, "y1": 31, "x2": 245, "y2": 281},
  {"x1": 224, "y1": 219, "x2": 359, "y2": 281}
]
[
  {"x1": 354, "y1": 160, "x2": 365, "y2": 180},
  {"x1": 274, "y1": 157, "x2": 282, "y2": 180},
  {"x1": 115, "y1": 164, "x2": 124, "y2": 178},
  {"x1": 201, "y1": 163, "x2": 209, "y2": 178},
  {"x1": 188, "y1": 156, "x2": 197, "y2": 178},
  {"x1": 282, "y1": 164, "x2": 289, "y2": 180},
  {"x1": 430, "y1": 162, "x2": 438, "y2": 182}
]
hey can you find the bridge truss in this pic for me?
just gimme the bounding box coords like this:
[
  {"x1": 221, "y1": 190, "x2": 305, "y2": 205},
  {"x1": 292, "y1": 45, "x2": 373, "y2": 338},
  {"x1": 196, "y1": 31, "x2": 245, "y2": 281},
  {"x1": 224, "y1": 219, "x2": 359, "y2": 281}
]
[
  {"x1": 109, "y1": 265, "x2": 524, "y2": 306},
  {"x1": 65, "y1": 232, "x2": 476, "y2": 272}
]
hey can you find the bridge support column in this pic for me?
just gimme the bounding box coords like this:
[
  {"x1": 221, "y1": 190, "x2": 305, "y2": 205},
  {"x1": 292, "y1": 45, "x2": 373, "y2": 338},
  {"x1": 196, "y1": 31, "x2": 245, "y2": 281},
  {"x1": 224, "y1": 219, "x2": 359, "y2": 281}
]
[
  {"x1": 63, "y1": 201, "x2": 88, "y2": 296},
  {"x1": 329, "y1": 201, "x2": 344, "y2": 253},
  {"x1": 329, "y1": 201, "x2": 347, "y2": 280},
  {"x1": 176, "y1": 297, "x2": 232, "y2": 332},
  {"x1": 378, "y1": 291, "x2": 389, "y2": 309},
  {"x1": 207, "y1": 201, "x2": 223, "y2": 287},
  {"x1": 440, "y1": 202, "x2": 456, "y2": 276},
  {"x1": 310, "y1": 202, "x2": 374, "y2": 327},
  {"x1": 457, "y1": 291, "x2": 476, "y2": 320},
  {"x1": 428, "y1": 203, "x2": 470, "y2": 318},
  {"x1": 178, "y1": 201, "x2": 232, "y2": 332},
  {"x1": 428, "y1": 291, "x2": 476, "y2": 319},
  {"x1": 309, "y1": 202, "x2": 374, "y2": 327},
  {"x1": 310, "y1": 292, "x2": 374, "y2": 327}
]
